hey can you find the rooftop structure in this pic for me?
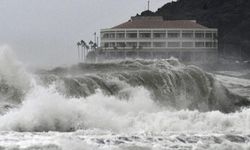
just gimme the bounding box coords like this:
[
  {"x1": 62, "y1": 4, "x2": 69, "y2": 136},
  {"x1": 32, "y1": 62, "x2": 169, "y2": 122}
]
[
  {"x1": 98, "y1": 16, "x2": 218, "y2": 63},
  {"x1": 112, "y1": 16, "x2": 207, "y2": 29}
]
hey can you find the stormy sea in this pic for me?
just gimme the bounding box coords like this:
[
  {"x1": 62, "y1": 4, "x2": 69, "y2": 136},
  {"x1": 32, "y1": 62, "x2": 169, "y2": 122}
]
[{"x1": 1, "y1": 46, "x2": 250, "y2": 150}]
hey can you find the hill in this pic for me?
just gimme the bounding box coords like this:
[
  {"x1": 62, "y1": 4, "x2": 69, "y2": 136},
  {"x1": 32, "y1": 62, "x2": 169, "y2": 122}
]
[{"x1": 140, "y1": 0, "x2": 250, "y2": 60}]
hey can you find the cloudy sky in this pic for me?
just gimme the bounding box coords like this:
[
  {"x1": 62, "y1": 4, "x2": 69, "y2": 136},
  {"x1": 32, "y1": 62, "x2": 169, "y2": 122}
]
[{"x1": 0, "y1": 0, "x2": 173, "y2": 66}]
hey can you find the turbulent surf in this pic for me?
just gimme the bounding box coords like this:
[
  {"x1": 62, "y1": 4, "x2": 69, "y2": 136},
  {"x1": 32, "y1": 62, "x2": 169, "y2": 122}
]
[{"x1": 1, "y1": 46, "x2": 250, "y2": 149}]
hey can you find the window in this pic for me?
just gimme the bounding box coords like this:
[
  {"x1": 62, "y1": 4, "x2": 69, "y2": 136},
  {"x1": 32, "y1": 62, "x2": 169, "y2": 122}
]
[
  {"x1": 102, "y1": 33, "x2": 109, "y2": 39},
  {"x1": 182, "y1": 32, "x2": 193, "y2": 38},
  {"x1": 109, "y1": 42, "x2": 115, "y2": 47},
  {"x1": 103, "y1": 42, "x2": 115, "y2": 48},
  {"x1": 182, "y1": 42, "x2": 193, "y2": 48},
  {"x1": 127, "y1": 32, "x2": 137, "y2": 38},
  {"x1": 139, "y1": 33, "x2": 151, "y2": 38},
  {"x1": 153, "y1": 32, "x2": 166, "y2": 38},
  {"x1": 104, "y1": 43, "x2": 109, "y2": 48},
  {"x1": 205, "y1": 33, "x2": 212, "y2": 39},
  {"x1": 205, "y1": 42, "x2": 213, "y2": 48},
  {"x1": 127, "y1": 42, "x2": 137, "y2": 48},
  {"x1": 117, "y1": 42, "x2": 126, "y2": 48},
  {"x1": 117, "y1": 33, "x2": 125, "y2": 38},
  {"x1": 195, "y1": 32, "x2": 205, "y2": 38},
  {"x1": 168, "y1": 32, "x2": 180, "y2": 38},
  {"x1": 195, "y1": 42, "x2": 205, "y2": 47},
  {"x1": 102, "y1": 33, "x2": 115, "y2": 39},
  {"x1": 168, "y1": 42, "x2": 180, "y2": 48},
  {"x1": 139, "y1": 42, "x2": 151, "y2": 48},
  {"x1": 153, "y1": 42, "x2": 166, "y2": 48}
]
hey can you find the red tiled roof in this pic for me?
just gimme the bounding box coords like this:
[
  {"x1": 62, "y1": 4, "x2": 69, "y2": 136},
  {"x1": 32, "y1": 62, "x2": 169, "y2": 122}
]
[{"x1": 112, "y1": 16, "x2": 207, "y2": 29}]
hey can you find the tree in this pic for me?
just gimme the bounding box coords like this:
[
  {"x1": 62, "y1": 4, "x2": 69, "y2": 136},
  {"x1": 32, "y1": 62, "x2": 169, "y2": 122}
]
[
  {"x1": 77, "y1": 42, "x2": 81, "y2": 60},
  {"x1": 86, "y1": 45, "x2": 90, "y2": 53},
  {"x1": 92, "y1": 43, "x2": 97, "y2": 50},
  {"x1": 89, "y1": 41, "x2": 94, "y2": 50},
  {"x1": 80, "y1": 40, "x2": 86, "y2": 61}
]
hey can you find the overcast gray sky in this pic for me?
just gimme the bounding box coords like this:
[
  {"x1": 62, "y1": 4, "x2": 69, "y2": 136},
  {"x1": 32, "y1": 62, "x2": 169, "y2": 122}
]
[{"x1": 0, "y1": 0, "x2": 173, "y2": 66}]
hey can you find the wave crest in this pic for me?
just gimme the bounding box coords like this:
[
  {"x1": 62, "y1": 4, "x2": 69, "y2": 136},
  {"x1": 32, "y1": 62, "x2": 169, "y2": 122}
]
[{"x1": 0, "y1": 45, "x2": 31, "y2": 104}]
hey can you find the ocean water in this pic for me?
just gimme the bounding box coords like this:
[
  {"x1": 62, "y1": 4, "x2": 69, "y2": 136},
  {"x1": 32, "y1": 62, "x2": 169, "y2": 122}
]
[{"x1": 0, "y1": 45, "x2": 250, "y2": 150}]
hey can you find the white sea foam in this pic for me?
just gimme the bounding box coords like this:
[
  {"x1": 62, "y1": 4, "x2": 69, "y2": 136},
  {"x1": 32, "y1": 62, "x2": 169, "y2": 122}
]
[
  {"x1": 1, "y1": 46, "x2": 250, "y2": 149},
  {"x1": 0, "y1": 45, "x2": 31, "y2": 92},
  {"x1": 0, "y1": 81, "x2": 250, "y2": 134}
]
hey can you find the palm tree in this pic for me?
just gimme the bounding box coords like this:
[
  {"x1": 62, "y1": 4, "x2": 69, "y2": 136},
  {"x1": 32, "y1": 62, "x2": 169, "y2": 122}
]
[
  {"x1": 85, "y1": 45, "x2": 90, "y2": 61},
  {"x1": 86, "y1": 45, "x2": 90, "y2": 53},
  {"x1": 92, "y1": 43, "x2": 97, "y2": 50},
  {"x1": 77, "y1": 42, "x2": 81, "y2": 61},
  {"x1": 89, "y1": 41, "x2": 94, "y2": 51},
  {"x1": 80, "y1": 40, "x2": 86, "y2": 61}
]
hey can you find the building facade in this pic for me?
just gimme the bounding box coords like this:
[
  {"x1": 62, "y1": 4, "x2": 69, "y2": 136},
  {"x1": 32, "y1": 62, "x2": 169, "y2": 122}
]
[{"x1": 99, "y1": 16, "x2": 218, "y2": 63}]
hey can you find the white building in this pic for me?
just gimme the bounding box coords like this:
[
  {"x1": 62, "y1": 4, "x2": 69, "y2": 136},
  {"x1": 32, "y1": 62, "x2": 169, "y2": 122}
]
[{"x1": 99, "y1": 16, "x2": 218, "y2": 63}]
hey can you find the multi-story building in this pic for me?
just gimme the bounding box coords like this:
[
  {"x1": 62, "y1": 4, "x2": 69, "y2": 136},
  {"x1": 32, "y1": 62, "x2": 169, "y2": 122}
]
[{"x1": 99, "y1": 16, "x2": 218, "y2": 63}]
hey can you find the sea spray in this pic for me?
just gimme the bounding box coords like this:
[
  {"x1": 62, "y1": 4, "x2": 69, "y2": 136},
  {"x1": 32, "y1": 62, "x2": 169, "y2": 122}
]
[
  {"x1": 0, "y1": 85, "x2": 160, "y2": 132},
  {"x1": 0, "y1": 47, "x2": 249, "y2": 132},
  {"x1": 0, "y1": 47, "x2": 250, "y2": 149},
  {"x1": 0, "y1": 46, "x2": 32, "y2": 107},
  {"x1": 1, "y1": 83, "x2": 250, "y2": 133},
  {"x1": 39, "y1": 59, "x2": 250, "y2": 113}
]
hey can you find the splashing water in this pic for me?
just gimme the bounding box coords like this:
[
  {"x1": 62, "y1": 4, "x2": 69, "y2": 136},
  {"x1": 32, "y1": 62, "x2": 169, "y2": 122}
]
[{"x1": 0, "y1": 46, "x2": 250, "y2": 149}]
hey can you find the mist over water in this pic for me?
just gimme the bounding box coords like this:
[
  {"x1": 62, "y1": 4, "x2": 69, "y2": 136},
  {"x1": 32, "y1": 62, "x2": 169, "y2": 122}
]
[{"x1": 1, "y1": 45, "x2": 250, "y2": 149}]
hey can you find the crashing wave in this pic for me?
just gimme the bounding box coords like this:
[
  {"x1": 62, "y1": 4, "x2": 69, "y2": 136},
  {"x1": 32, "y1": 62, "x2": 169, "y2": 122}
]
[
  {"x1": 0, "y1": 46, "x2": 31, "y2": 105},
  {"x1": 39, "y1": 59, "x2": 250, "y2": 113},
  {"x1": 0, "y1": 47, "x2": 250, "y2": 132}
]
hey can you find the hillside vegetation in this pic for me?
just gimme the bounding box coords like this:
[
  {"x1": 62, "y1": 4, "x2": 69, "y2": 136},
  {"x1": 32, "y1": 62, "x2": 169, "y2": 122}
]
[{"x1": 140, "y1": 0, "x2": 250, "y2": 59}]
